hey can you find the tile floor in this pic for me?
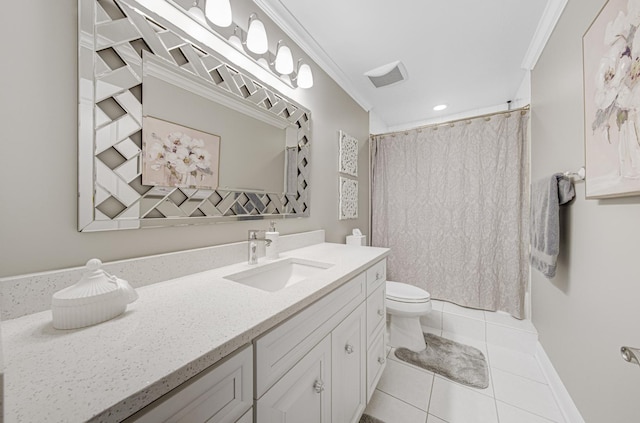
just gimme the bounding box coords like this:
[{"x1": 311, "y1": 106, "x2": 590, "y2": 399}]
[{"x1": 363, "y1": 301, "x2": 565, "y2": 423}]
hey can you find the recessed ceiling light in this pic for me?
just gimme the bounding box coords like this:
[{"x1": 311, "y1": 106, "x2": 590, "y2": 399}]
[{"x1": 433, "y1": 104, "x2": 447, "y2": 111}]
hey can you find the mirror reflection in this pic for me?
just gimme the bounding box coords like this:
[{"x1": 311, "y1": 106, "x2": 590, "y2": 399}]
[{"x1": 78, "y1": 0, "x2": 311, "y2": 232}]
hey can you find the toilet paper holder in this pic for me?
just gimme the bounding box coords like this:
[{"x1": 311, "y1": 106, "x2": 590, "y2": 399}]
[{"x1": 621, "y1": 346, "x2": 640, "y2": 366}]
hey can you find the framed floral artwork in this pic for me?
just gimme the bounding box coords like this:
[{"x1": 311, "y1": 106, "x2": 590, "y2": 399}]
[
  {"x1": 584, "y1": 0, "x2": 640, "y2": 198},
  {"x1": 142, "y1": 116, "x2": 220, "y2": 189},
  {"x1": 339, "y1": 130, "x2": 358, "y2": 177}
]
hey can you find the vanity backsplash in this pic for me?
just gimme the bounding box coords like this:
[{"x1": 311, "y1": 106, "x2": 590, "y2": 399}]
[{"x1": 0, "y1": 230, "x2": 325, "y2": 320}]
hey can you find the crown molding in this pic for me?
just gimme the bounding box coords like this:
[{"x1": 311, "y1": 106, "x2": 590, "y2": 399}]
[
  {"x1": 253, "y1": 0, "x2": 373, "y2": 111},
  {"x1": 521, "y1": 0, "x2": 568, "y2": 70}
]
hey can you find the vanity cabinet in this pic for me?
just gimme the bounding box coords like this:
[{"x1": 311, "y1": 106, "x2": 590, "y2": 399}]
[
  {"x1": 124, "y1": 258, "x2": 387, "y2": 423},
  {"x1": 255, "y1": 258, "x2": 386, "y2": 423},
  {"x1": 125, "y1": 344, "x2": 253, "y2": 423}
]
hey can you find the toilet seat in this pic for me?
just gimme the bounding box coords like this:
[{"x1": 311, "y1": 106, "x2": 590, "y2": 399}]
[{"x1": 386, "y1": 281, "x2": 430, "y2": 303}]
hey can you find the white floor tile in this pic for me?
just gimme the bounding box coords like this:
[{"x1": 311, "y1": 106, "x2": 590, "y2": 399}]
[
  {"x1": 426, "y1": 415, "x2": 448, "y2": 423},
  {"x1": 484, "y1": 310, "x2": 537, "y2": 333},
  {"x1": 364, "y1": 389, "x2": 427, "y2": 423},
  {"x1": 443, "y1": 302, "x2": 487, "y2": 320},
  {"x1": 376, "y1": 359, "x2": 434, "y2": 411},
  {"x1": 488, "y1": 345, "x2": 546, "y2": 383},
  {"x1": 497, "y1": 400, "x2": 562, "y2": 423},
  {"x1": 492, "y1": 368, "x2": 564, "y2": 422},
  {"x1": 486, "y1": 322, "x2": 537, "y2": 353},
  {"x1": 428, "y1": 377, "x2": 499, "y2": 423},
  {"x1": 442, "y1": 313, "x2": 486, "y2": 341},
  {"x1": 371, "y1": 328, "x2": 567, "y2": 423}
]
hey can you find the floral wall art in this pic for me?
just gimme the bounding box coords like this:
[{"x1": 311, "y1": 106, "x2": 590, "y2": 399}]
[
  {"x1": 584, "y1": 0, "x2": 640, "y2": 197},
  {"x1": 339, "y1": 130, "x2": 359, "y2": 177},
  {"x1": 142, "y1": 116, "x2": 220, "y2": 189},
  {"x1": 338, "y1": 130, "x2": 359, "y2": 219},
  {"x1": 339, "y1": 177, "x2": 358, "y2": 220}
]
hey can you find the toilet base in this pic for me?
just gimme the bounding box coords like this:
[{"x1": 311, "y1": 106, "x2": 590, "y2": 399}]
[{"x1": 387, "y1": 314, "x2": 427, "y2": 352}]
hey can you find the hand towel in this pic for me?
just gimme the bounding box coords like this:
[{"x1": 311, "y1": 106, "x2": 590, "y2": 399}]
[{"x1": 530, "y1": 173, "x2": 575, "y2": 279}]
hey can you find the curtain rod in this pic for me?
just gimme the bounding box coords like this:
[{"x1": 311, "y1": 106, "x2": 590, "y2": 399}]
[{"x1": 370, "y1": 104, "x2": 530, "y2": 138}]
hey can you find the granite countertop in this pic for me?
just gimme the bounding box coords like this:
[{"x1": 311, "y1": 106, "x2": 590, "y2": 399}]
[{"x1": 1, "y1": 243, "x2": 389, "y2": 423}]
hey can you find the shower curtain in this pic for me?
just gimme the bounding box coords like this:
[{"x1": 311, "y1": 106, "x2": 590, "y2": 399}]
[{"x1": 371, "y1": 111, "x2": 529, "y2": 318}]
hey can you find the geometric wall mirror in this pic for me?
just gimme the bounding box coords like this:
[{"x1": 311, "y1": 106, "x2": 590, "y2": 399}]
[{"x1": 78, "y1": 0, "x2": 311, "y2": 231}]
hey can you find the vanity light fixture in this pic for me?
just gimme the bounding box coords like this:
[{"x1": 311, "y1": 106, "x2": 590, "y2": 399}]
[
  {"x1": 188, "y1": 0, "x2": 207, "y2": 25},
  {"x1": 296, "y1": 60, "x2": 314, "y2": 89},
  {"x1": 274, "y1": 41, "x2": 294, "y2": 75},
  {"x1": 246, "y1": 13, "x2": 268, "y2": 54},
  {"x1": 433, "y1": 104, "x2": 447, "y2": 111},
  {"x1": 205, "y1": 0, "x2": 232, "y2": 27},
  {"x1": 228, "y1": 26, "x2": 243, "y2": 49},
  {"x1": 184, "y1": 3, "x2": 310, "y2": 89}
]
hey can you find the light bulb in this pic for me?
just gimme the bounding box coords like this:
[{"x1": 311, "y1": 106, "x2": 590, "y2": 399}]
[
  {"x1": 275, "y1": 44, "x2": 294, "y2": 75},
  {"x1": 297, "y1": 62, "x2": 313, "y2": 89},
  {"x1": 205, "y1": 0, "x2": 232, "y2": 27},
  {"x1": 246, "y1": 15, "x2": 268, "y2": 54},
  {"x1": 188, "y1": 1, "x2": 207, "y2": 25},
  {"x1": 433, "y1": 104, "x2": 447, "y2": 111}
]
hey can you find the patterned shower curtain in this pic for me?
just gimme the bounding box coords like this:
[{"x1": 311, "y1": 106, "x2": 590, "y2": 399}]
[{"x1": 371, "y1": 111, "x2": 530, "y2": 318}]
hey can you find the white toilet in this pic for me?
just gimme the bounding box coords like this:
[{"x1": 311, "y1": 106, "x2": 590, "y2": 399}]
[{"x1": 386, "y1": 281, "x2": 432, "y2": 352}]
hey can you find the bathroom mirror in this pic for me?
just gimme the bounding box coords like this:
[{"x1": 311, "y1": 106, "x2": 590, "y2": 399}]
[{"x1": 78, "y1": 0, "x2": 311, "y2": 232}]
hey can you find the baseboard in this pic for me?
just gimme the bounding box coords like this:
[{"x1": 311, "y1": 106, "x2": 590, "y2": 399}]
[{"x1": 535, "y1": 342, "x2": 585, "y2": 423}]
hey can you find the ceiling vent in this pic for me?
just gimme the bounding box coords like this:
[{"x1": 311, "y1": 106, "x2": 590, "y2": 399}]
[{"x1": 365, "y1": 61, "x2": 408, "y2": 88}]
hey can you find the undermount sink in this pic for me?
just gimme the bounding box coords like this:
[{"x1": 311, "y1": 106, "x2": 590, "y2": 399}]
[{"x1": 223, "y1": 258, "x2": 334, "y2": 292}]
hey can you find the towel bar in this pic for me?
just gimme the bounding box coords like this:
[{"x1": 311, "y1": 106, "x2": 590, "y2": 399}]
[{"x1": 563, "y1": 167, "x2": 586, "y2": 181}]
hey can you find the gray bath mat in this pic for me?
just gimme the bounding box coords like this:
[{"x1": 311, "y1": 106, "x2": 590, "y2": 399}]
[
  {"x1": 359, "y1": 414, "x2": 385, "y2": 423},
  {"x1": 394, "y1": 333, "x2": 489, "y2": 389}
]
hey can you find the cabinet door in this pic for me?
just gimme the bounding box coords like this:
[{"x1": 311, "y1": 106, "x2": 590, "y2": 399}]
[
  {"x1": 256, "y1": 336, "x2": 331, "y2": 423},
  {"x1": 331, "y1": 302, "x2": 366, "y2": 423}
]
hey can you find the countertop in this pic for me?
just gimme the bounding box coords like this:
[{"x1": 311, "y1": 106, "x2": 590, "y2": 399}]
[{"x1": 1, "y1": 243, "x2": 389, "y2": 423}]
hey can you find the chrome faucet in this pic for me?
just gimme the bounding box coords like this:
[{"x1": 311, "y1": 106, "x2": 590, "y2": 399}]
[{"x1": 248, "y1": 230, "x2": 272, "y2": 265}]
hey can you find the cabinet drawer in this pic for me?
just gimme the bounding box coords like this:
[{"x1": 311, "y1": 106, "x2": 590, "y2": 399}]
[
  {"x1": 366, "y1": 283, "x2": 386, "y2": 341},
  {"x1": 365, "y1": 259, "x2": 386, "y2": 295},
  {"x1": 126, "y1": 344, "x2": 253, "y2": 423},
  {"x1": 366, "y1": 324, "x2": 386, "y2": 402},
  {"x1": 255, "y1": 273, "x2": 366, "y2": 398}
]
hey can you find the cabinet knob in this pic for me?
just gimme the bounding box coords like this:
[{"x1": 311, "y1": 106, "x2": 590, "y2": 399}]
[
  {"x1": 313, "y1": 380, "x2": 325, "y2": 393},
  {"x1": 378, "y1": 357, "x2": 386, "y2": 364},
  {"x1": 345, "y1": 344, "x2": 354, "y2": 354},
  {"x1": 376, "y1": 271, "x2": 381, "y2": 280},
  {"x1": 377, "y1": 309, "x2": 384, "y2": 317}
]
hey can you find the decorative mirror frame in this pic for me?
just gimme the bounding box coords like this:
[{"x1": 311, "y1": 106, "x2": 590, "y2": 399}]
[{"x1": 78, "y1": 0, "x2": 311, "y2": 232}]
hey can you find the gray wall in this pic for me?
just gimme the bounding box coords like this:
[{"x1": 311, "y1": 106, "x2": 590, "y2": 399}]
[
  {"x1": 531, "y1": 0, "x2": 640, "y2": 421},
  {"x1": 0, "y1": 0, "x2": 369, "y2": 277}
]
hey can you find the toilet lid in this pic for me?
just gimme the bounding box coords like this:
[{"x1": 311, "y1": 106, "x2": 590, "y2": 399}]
[{"x1": 386, "y1": 281, "x2": 430, "y2": 303}]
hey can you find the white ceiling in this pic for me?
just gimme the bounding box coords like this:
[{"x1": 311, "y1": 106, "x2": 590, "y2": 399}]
[{"x1": 255, "y1": 0, "x2": 566, "y2": 132}]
